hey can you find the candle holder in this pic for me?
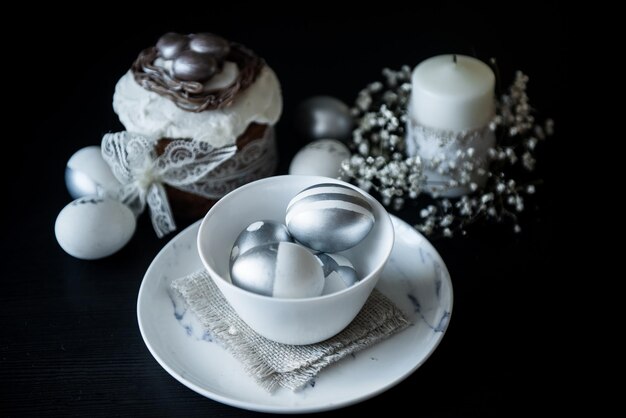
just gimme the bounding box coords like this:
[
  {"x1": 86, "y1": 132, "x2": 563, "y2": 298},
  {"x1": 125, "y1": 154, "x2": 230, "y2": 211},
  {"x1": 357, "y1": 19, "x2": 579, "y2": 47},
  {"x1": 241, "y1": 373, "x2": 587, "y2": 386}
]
[
  {"x1": 406, "y1": 118, "x2": 495, "y2": 197},
  {"x1": 340, "y1": 65, "x2": 553, "y2": 238}
]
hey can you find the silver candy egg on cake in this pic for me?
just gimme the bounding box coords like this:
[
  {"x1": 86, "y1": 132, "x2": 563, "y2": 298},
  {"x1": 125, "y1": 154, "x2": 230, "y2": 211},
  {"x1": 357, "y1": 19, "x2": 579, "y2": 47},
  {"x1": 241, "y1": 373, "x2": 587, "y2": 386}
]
[
  {"x1": 55, "y1": 196, "x2": 136, "y2": 260},
  {"x1": 230, "y1": 242, "x2": 324, "y2": 298},
  {"x1": 295, "y1": 96, "x2": 354, "y2": 141},
  {"x1": 65, "y1": 146, "x2": 121, "y2": 199},
  {"x1": 316, "y1": 253, "x2": 359, "y2": 295},
  {"x1": 173, "y1": 50, "x2": 218, "y2": 81},
  {"x1": 286, "y1": 183, "x2": 375, "y2": 253},
  {"x1": 230, "y1": 220, "x2": 293, "y2": 268},
  {"x1": 156, "y1": 32, "x2": 189, "y2": 60},
  {"x1": 189, "y1": 33, "x2": 230, "y2": 58},
  {"x1": 154, "y1": 32, "x2": 230, "y2": 82}
]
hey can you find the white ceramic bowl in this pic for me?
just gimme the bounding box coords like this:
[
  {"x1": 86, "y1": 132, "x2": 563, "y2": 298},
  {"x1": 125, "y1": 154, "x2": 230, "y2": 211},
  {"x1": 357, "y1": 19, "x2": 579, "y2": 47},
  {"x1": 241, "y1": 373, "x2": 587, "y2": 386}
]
[{"x1": 197, "y1": 175, "x2": 394, "y2": 345}]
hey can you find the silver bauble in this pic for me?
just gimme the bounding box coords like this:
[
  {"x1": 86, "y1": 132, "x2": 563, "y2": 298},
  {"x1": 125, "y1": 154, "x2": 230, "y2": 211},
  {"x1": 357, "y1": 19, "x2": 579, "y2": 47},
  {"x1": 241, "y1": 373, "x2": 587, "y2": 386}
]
[
  {"x1": 230, "y1": 220, "x2": 293, "y2": 268},
  {"x1": 295, "y1": 96, "x2": 354, "y2": 141},
  {"x1": 286, "y1": 183, "x2": 375, "y2": 253}
]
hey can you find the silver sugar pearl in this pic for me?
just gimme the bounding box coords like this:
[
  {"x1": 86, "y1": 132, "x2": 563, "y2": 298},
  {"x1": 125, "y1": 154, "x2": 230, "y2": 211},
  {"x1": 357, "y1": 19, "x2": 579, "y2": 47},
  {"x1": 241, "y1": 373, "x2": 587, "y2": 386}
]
[
  {"x1": 173, "y1": 50, "x2": 217, "y2": 81},
  {"x1": 156, "y1": 32, "x2": 189, "y2": 60},
  {"x1": 295, "y1": 96, "x2": 354, "y2": 141},
  {"x1": 230, "y1": 242, "x2": 324, "y2": 298},
  {"x1": 286, "y1": 183, "x2": 375, "y2": 253},
  {"x1": 230, "y1": 220, "x2": 293, "y2": 268}
]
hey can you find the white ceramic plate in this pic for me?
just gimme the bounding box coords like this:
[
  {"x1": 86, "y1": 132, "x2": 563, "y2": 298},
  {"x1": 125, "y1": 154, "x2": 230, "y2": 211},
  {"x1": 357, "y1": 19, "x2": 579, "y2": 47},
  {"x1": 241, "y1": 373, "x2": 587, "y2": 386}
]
[{"x1": 137, "y1": 215, "x2": 453, "y2": 413}]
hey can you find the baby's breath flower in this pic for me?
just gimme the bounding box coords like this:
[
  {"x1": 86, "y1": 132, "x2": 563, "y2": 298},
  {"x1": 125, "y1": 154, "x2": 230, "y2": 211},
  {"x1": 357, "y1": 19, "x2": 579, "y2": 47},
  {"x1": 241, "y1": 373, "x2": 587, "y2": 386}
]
[{"x1": 340, "y1": 67, "x2": 551, "y2": 237}]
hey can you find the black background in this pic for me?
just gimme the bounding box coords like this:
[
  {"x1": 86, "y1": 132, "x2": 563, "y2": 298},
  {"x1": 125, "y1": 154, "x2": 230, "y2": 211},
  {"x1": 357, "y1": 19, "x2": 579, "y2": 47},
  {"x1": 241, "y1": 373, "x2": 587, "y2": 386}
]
[{"x1": 4, "y1": 4, "x2": 565, "y2": 416}]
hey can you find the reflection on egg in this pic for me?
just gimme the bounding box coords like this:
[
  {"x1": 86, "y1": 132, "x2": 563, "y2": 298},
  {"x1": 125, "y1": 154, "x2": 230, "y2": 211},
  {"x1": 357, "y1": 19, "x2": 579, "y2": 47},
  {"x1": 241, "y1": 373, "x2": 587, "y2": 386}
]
[
  {"x1": 316, "y1": 253, "x2": 359, "y2": 295},
  {"x1": 288, "y1": 139, "x2": 350, "y2": 179},
  {"x1": 286, "y1": 183, "x2": 375, "y2": 253},
  {"x1": 65, "y1": 146, "x2": 121, "y2": 199},
  {"x1": 55, "y1": 197, "x2": 136, "y2": 260},
  {"x1": 230, "y1": 220, "x2": 293, "y2": 268},
  {"x1": 230, "y1": 242, "x2": 324, "y2": 298}
]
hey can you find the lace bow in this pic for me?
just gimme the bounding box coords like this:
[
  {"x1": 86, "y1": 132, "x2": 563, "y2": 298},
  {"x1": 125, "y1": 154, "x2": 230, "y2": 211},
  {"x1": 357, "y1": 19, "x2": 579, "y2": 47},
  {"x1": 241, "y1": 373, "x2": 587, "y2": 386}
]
[{"x1": 101, "y1": 131, "x2": 237, "y2": 237}]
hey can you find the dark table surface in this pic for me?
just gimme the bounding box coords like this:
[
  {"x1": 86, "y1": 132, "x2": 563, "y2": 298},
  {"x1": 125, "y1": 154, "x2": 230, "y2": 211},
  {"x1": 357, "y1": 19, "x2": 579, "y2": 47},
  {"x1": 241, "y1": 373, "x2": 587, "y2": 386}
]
[{"x1": 5, "y1": 6, "x2": 564, "y2": 417}]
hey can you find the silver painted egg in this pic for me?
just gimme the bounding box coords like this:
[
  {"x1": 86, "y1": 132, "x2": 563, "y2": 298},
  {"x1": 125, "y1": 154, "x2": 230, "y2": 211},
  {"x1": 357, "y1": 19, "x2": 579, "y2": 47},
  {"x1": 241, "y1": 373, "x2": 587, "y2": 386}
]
[
  {"x1": 288, "y1": 138, "x2": 350, "y2": 178},
  {"x1": 295, "y1": 96, "x2": 354, "y2": 141},
  {"x1": 189, "y1": 33, "x2": 230, "y2": 58},
  {"x1": 55, "y1": 196, "x2": 136, "y2": 260},
  {"x1": 156, "y1": 32, "x2": 189, "y2": 60},
  {"x1": 230, "y1": 242, "x2": 324, "y2": 298},
  {"x1": 173, "y1": 50, "x2": 217, "y2": 81},
  {"x1": 286, "y1": 183, "x2": 375, "y2": 253},
  {"x1": 230, "y1": 220, "x2": 293, "y2": 268},
  {"x1": 316, "y1": 253, "x2": 359, "y2": 295},
  {"x1": 65, "y1": 146, "x2": 121, "y2": 199}
]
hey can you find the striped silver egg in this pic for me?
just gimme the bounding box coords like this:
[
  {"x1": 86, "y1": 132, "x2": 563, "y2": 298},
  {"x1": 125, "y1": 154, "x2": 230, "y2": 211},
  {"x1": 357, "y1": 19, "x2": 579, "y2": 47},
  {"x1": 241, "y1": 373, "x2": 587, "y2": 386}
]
[
  {"x1": 230, "y1": 242, "x2": 324, "y2": 298},
  {"x1": 285, "y1": 183, "x2": 375, "y2": 253},
  {"x1": 230, "y1": 220, "x2": 293, "y2": 268},
  {"x1": 316, "y1": 253, "x2": 359, "y2": 295}
]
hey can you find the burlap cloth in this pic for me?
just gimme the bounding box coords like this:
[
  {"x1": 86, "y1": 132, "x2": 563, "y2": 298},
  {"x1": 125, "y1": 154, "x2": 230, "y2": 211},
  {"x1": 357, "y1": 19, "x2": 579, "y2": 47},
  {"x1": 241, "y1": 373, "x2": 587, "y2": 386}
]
[{"x1": 171, "y1": 270, "x2": 410, "y2": 392}]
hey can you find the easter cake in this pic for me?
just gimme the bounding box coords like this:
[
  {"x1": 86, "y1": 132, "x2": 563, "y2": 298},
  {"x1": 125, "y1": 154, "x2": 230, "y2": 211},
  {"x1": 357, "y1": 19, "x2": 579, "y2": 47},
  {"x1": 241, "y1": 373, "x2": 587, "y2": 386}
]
[{"x1": 111, "y1": 32, "x2": 282, "y2": 220}]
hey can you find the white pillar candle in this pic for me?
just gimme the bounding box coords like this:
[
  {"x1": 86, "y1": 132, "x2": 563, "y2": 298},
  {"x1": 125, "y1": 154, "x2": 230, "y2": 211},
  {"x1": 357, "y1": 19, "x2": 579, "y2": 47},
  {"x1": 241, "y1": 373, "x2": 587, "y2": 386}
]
[
  {"x1": 406, "y1": 54, "x2": 496, "y2": 197},
  {"x1": 410, "y1": 54, "x2": 495, "y2": 130}
]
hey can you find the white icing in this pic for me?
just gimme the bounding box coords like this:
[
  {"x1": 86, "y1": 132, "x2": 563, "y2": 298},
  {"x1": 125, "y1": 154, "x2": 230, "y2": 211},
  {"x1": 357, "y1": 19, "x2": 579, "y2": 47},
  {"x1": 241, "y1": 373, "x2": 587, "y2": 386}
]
[
  {"x1": 112, "y1": 65, "x2": 282, "y2": 147},
  {"x1": 153, "y1": 57, "x2": 174, "y2": 73},
  {"x1": 204, "y1": 62, "x2": 239, "y2": 91}
]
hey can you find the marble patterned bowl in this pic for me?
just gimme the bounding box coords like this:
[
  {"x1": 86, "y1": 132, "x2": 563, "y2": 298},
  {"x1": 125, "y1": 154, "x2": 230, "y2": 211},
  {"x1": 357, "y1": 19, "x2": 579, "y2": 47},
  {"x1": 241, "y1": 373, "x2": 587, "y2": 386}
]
[{"x1": 197, "y1": 175, "x2": 394, "y2": 345}]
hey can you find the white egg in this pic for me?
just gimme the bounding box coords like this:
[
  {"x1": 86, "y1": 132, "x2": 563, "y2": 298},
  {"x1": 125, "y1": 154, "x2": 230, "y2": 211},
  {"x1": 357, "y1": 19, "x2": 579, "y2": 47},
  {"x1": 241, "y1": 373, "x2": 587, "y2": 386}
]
[
  {"x1": 288, "y1": 139, "x2": 350, "y2": 178},
  {"x1": 65, "y1": 146, "x2": 121, "y2": 199},
  {"x1": 316, "y1": 253, "x2": 359, "y2": 295},
  {"x1": 230, "y1": 242, "x2": 324, "y2": 298},
  {"x1": 55, "y1": 196, "x2": 136, "y2": 260}
]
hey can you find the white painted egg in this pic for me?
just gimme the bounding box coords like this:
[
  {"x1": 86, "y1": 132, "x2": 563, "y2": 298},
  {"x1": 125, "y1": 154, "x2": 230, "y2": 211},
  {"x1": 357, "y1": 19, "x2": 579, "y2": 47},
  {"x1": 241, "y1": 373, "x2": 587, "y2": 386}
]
[
  {"x1": 288, "y1": 139, "x2": 350, "y2": 178},
  {"x1": 55, "y1": 196, "x2": 136, "y2": 260},
  {"x1": 230, "y1": 220, "x2": 293, "y2": 268},
  {"x1": 286, "y1": 183, "x2": 375, "y2": 253},
  {"x1": 230, "y1": 242, "x2": 324, "y2": 298},
  {"x1": 65, "y1": 146, "x2": 121, "y2": 199},
  {"x1": 316, "y1": 253, "x2": 359, "y2": 295}
]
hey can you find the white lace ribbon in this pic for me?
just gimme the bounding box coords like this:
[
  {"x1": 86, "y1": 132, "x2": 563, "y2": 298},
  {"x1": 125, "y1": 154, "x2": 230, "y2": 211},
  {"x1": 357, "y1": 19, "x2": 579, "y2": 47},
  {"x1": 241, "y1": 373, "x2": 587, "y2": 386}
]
[{"x1": 101, "y1": 131, "x2": 237, "y2": 237}]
